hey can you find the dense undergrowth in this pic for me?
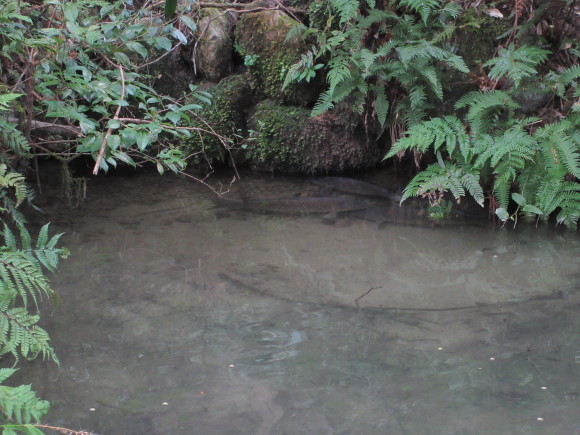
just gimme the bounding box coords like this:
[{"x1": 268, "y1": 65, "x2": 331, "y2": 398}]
[{"x1": 283, "y1": 0, "x2": 579, "y2": 227}]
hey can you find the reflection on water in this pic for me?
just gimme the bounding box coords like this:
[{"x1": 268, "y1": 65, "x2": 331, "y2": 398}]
[{"x1": 14, "y1": 170, "x2": 580, "y2": 435}]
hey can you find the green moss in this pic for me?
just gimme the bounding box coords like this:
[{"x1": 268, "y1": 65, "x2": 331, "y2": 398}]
[
  {"x1": 180, "y1": 74, "x2": 254, "y2": 165},
  {"x1": 455, "y1": 10, "x2": 513, "y2": 66},
  {"x1": 246, "y1": 100, "x2": 371, "y2": 173},
  {"x1": 245, "y1": 101, "x2": 310, "y2": 171},
  {"x1": 234, "y1": 11, "x2": 319, "y2": 106}
]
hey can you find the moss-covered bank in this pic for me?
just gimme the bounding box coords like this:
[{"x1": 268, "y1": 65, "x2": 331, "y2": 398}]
[{"x1": 245, "y1": 100, "x2": 380, "y2": 173}]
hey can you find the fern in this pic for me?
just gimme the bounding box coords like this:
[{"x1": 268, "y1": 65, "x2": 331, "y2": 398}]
[
  {"x1": 533, "y1": 181, "x2": 580, "y2": 228},
  {"x1": 0, "y1": 93, "x2": 22, "y2": 111},
  {"x1": 301, "y1": 0, "x2": 467, "y2": 135},
  {"x1": 547, "y1": 64, "x2": 580, "y2": 99},
  {"x1": 484, "y1": 44, "x2": 550, "y2": 89},
  {"x1": 400, "y1": 162, "x2": 484, "y2": 206},
  {"x1": 0, "y1": 164, "x2": 26, "y2": 208},
  {"x1": 386, "y1": 116, "x2": 471, "y2": 161},
  {"x1": 398, "y1": 0, "x2": 442, "y2": 24},
  {"x1": 372, "y1": 84, "x2": 389, "y2": 129},
  {"x1": 534, "y1": 119, "x2": 580, "y2": 179},
  {"x1": 0, "y1": 121, "x2": 32, "y2": 161},
  {"x1": 0, "y1": 223, "x2": 66, "y2": 364},
  {"x1": 455, "y1": 91, "x2": 520, "y2": 136},
  {"x1": 329, "y1": 0, "x2": 360, "y2": 25},
  {"x1": 0, "y1": 369, "x2": 50, "y2": 426}
]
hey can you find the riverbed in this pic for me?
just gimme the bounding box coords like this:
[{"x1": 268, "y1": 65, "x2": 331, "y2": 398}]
[{"x1": 16, "y1": 168, "x2": 580, "y2": 434}]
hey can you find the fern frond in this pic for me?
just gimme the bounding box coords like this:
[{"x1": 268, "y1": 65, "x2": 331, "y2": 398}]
[
  {"x1": 312, "y1": 90, "x2": 336, "y2": 116},
  {"x1": 483, "y1": 44, "x2": 550, "y2": 89},
  {"x1": 397, "y1": 41, "x2": 468, "y2": 73},
  {"x1": 0, "y1": 164, "x2": 27, "y2": 208},
  {"x1": 386, "y1": 115, "x2": 471, "y2": 160},
  {"x1": 534, "y1": 180, "x2": 580, "y2": 228},
  {"x1": 284, "y1": 23, "x2": 308, "y2": 42},
  {"x1": 373, "y1": 84, "x2": 389, "y2": 129},
  {"x1": 329, "y1": 0, "x2": 360, "y2": 25},
  {"x1": 534, "y1": 119, "x2": 580, "y2": 178},
  {"x1": 0, "y1": 93, "x2": 22, "y2": 111},
  {"x1": 0, "y1": 306, "x2": 58, "y2": 363},
  {"x1": 421, "y1": 65, "x2": 443, "y2": 100},
  {"x1": 456, "y1": 91, "x2": 520, "y2": 136},
  {"x1": 0, "y1": 369, "x2": 50, "y2": 425},
  {"x1": 437, "y1": 1, "x2": 462, "y2": 19},
  {"x1": 408, "y1": 85, "x2": 426, "y2": 114},
  {"x1": 398, "y1": 0, "x2": 442, "y2": 24},
  {"x1": 326, "y1": 58, "x2": 352, "y2": 89},
  {"x1": 400, "y1": 163, "x2": 483, "y2": 205}
]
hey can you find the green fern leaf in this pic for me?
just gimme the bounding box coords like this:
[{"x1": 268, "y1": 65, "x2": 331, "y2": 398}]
[
  {"x1": 398, "y1": 0, "x2": 441, "y2": 24},
  {"x1": 373, "y1": 85, "x2": 389, "y2": 129},
  {"x1": 534, "y1": 120, "x2": 580, "y2": 178},
  {"x1": 484, "y1": 44, "x2": 550, "y2": 88},
  {"x1": 330, "y1": 0, "x2": 360, "y2": 25},
  {"x1": 456, "y1": 91, "x2": 520, "y2": 136}
]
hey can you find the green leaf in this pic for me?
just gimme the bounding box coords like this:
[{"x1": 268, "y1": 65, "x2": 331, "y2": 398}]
[
  {"x1": 125, "y1": 41, "x2": 148, "y2": 59},
  {"x1": 171, "y1": 28, "x2": 187, "y2": 44},
  {"x1": 136, "y1": 131, "x2": 151, "y2": 150},
  {"x1": 112, "y1": 151, "x2": 136, "y2": 167},
  {"x1": 113, "y1": 52, "x2": 131, "y2": 66},
  {"x1": 522, "y1": 204, "x2": 543, "y2": 215},
  {"x1": 512, "y1": 192, "x2": 526, "y2": 206},
  {"x1": 63, "y1": 3, "x2": 78, "y2": 22},
  {"x1": 166, "y1": 112, "x2": 181, "y2": 125},
  {"x1": 495, "y1": 207, "x2": 510, "y2": 221},
  {"x1": 165, "y1": 0, "x2": 178, "y2": 19},
  {"x1": 179, "y1": 15, "x2": 197, "y2": 31},
  {"x1": 154, "y1": 36, "x2": 173, "y2": 51},
  {"x1": 107, "y1": 134, "x2": 121, "y2": 150},
  {"x1": 107, "y1": 119, "x2": 121, "y2": 129},
  {"x1": 85, "y1": 29, "x2": 103, "y2": 44}
]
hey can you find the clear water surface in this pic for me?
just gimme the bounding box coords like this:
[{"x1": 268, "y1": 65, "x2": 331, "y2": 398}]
[{"x1": 15, "y1": 169, "x2": 580, "y2": 435}]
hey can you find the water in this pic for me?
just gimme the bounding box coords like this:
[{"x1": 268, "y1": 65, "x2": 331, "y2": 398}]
[{"x1": 14, "y1": 169, "x2": 580, "y2": 434}]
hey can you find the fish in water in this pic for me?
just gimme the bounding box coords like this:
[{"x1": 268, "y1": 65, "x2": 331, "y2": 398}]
[
  {"x1": 214, "y1": 196, "x2": 371, "y2": 214},
  {"x1": 311, "y1": 176, "x2": 401, "y2": 202},
  {"x1": 349, "y1": 205, "x2": 436, "y2": 227}
]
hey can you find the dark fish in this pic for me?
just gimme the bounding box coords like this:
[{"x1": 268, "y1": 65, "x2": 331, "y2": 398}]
[
  {"x1": 214, "y1": 196, "x2": 371, "y2": 214},
  {"x1": 311, "y1": 176, "x2": 401, "y2": 201},
  {"x1": 349, "y1": 206, "x2": 436, "y2": 227}
]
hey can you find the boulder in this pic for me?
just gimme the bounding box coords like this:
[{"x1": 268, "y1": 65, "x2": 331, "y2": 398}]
[
  {"x1": 234, "y1": 10, "x2": 322, "y2": 106},
  {"x1": 244, "y1": 100, "x2": 381, "y2": 173},
  {"x1": 195, "y1": 8, "x2": 237, "y2": 81}
]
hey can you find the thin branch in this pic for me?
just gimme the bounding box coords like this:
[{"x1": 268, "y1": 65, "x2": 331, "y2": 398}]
[
  {"x1": 136, "y1": 42, "x2": 183, "y2": 70},
  {"x1": 93, "y1": 64, "x2": 125, "y2": 175},
  {"x1": 7, "y1": 117, "x2": 82, "y2": 137},
  {"x1": 33, "y1": 424, "x2": 94, "y2": 435}
]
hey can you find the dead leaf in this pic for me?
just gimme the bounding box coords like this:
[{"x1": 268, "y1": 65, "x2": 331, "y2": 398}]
[{"x1": 487, "y1": 8, "x2": 504, "y2": 18}]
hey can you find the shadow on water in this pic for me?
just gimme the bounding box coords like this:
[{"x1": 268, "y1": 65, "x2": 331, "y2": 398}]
[{"x1": 14, "y1": 170, "x2": 580, "y2": 435}]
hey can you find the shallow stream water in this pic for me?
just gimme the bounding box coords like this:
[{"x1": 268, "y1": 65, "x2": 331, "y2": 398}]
[{"x1": 15, "y1": 169, "x2": 580, "y2": 434}]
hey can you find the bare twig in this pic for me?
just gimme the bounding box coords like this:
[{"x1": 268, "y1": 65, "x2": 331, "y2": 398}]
[{"x1": 33, "y1": 424, "x2": 95, "y2": 435}]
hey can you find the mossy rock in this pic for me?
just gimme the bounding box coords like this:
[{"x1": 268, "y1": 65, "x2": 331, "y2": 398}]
[
  {"x1": 245, "y1": 100, "x2": 381, "y2": 173},
  {"x1": 150, "y1": 48, "x2": 196, "y2": 99},
  {"x1": 234, "y1": 10, "x2": 322, "y2": 106},
  {"x1": 180, "y1": 74, "x2": 255, "y2": 166},
  {"x1": 454, "y1": 11, "x2": 512, "y2": 67},
  {"x1": 195, "y1": 8, "x2": 236, "y2": 81}
]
